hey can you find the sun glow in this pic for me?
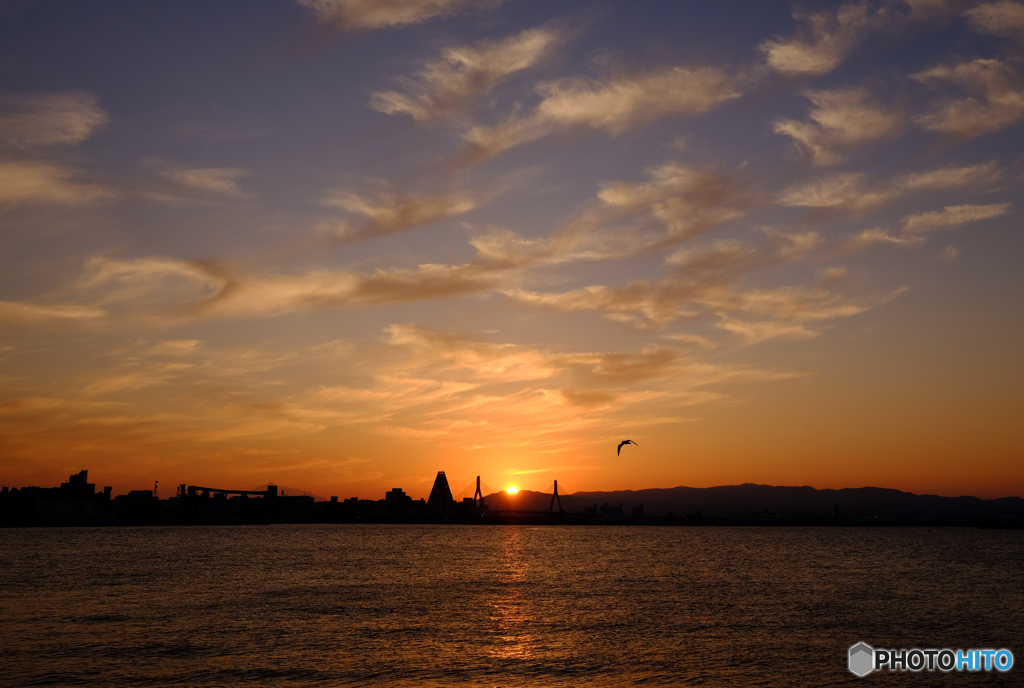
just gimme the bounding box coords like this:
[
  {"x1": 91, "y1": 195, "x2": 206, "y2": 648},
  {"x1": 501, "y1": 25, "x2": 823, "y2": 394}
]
[{"x1": 506, "y1": 486, "x2": 519, "y2": 494}]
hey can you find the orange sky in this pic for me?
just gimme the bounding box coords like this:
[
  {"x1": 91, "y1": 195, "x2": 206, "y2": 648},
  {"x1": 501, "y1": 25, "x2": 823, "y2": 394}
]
[{"x1": 1, "y1": 0, "x2": 1023, "y2": 499}]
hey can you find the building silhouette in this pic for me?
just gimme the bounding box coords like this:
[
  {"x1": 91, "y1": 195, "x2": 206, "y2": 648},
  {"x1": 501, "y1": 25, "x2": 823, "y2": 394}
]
[
  {"x1": 425, "y1": 471, "x2": 455, "y2": 521},
  {"x1": 9, "y1": 467, "x2": 1016, "y2": 528},
  {"x1": 386, "y1": 488, "x2": 415, "y2": 516}
]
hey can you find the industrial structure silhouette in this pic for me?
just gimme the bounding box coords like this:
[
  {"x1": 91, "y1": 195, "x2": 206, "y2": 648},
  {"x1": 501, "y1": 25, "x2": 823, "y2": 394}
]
[
  {"x1": 0, "y1": 469, "x2": 605, "y2": 526},
  {"x1": 3, "y1": 469, "x2": 1022, "y2": 528}
]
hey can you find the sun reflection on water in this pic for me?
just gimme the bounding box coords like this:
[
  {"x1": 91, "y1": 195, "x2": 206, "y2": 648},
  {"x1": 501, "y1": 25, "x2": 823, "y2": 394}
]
[{"x1": 488, "y1": 528, "x2": 533, "y2": 660}]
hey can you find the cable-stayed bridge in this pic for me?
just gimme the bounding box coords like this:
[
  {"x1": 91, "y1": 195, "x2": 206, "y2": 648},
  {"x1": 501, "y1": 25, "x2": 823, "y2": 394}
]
[{"x1": 452, "y1": 478, "x2": 587, "y2": 517}]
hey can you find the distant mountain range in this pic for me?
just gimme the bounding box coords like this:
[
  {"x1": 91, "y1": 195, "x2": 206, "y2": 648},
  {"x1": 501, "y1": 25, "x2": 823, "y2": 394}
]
[{"x1": 483, "y1": 484, "x2": 1024, "y2": 520}]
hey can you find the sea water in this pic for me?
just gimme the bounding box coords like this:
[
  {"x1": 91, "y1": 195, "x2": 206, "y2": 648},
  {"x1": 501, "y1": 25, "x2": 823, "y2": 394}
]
[{"x1": 1, "y1": 525, "x2": 1022, "y2": 686}]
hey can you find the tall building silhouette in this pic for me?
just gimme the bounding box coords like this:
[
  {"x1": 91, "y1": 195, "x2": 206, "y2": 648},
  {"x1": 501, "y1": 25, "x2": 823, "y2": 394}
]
[
  {"x1": 425, "y1": 471, "x2": 454, "y2": 521},
  {"x1": 60, "y1": 470, "x2": 96, "y2": 499}
]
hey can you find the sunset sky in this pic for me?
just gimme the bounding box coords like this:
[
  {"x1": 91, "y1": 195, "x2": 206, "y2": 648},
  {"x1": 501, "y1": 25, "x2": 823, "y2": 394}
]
[{"x1": 1, "y1": 0, "x2": 1022, "y2": 499}]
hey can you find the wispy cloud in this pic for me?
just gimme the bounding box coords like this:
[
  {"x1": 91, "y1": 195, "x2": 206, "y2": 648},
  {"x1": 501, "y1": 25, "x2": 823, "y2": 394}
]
[
  {"x1": 319, "y1": 160, "x2": 750, "y2": 253},
  {"x1": 320, "y1": 183, "x2": 484, "y2": 241},
  {"x1": 461, "y1": 66, "x2": 741, "y2": 163},
  {"x1": 0, "y1": 160, "x2": 112, "y2": 205},
  {"x1": 144, "y1": 340, "x2": 203, "y2": 356},
  {"x1": 777, "y1": 172, "x2": 892, "y2": 209},
  {"x1": 902, "y1": 203, "x2": 1010, "y2": 232},
  {"x1": 377, "y1": 324, "x2": 797, "y2": 408},
  {"x1": 697, "y1": 284, "x2": 901, "y2": 323},
  {"x1": 506, "y1": 281, "x2": 696, "y2": 330},
  {"x1": 74, "y1": 256, "x2": 224, "y2": 308},
  {"x1": 964, "y1": 1, "x2": 1024, "y2": 43},
  {"x1": 913, "y1": 59, "x2": 1024, "y2": 138},
  {"x1": 841, "y1": 227, "x2": 925, "y2": 253},
  {"x1": 0, "y1": 322, "x2": 803, "y2": 467},
  {"x1": 661, "y1": 333, "x2": 717, "y2": 350},
  {"x1": 296, "y1": 0, "x2": 499, "y2": 31},
  {"x1": 558, "y1": 389, "x2": 619, "y2": 408},
  {"x1": 387, "y1": 324, "x2": 557, "y2": 383},
  {"x1": 715, "y1": 315, "x2": 820, "y2": 344},
  {"x1": 166, "y1": 261, "x2": 497, "y2": 318},
  {"x1": 0, "y1": 301, "x2": 105, "y2": 325},
  {"x1": 445, "y1": 162, "x2": 754, "y2": 270},
  {"x1": 2, "y1": 158, "x2": 999, "y2": 330},
  {"x1": 370, "y1": 26, "x2": 560, "y2": 122},
  {"x1": 466, "y1": 228, "x2": 569, "y2": 269},
  {"x1": 534, "y1": 67, "x2": 741, "y2": 134},
  {"x1": 777, "y1": 161, "x2": 1001, "y2": 209},
  {"x1": 5, "y1": 219, "x2": 591, "y2": 328},
  {"x1": 309, "y1": 328, "x2": 715, "y2": 449},
  {"x1": 760, "y1": 2, "x2": 878, "y2": 76},
  {"x1": 318, "y1": 168, "x2": 540, "y2": 242},
  {"x1": 841, "y1": 203, "x2": 1009, "y2": 253},
  {"x1": 83, "y1": 362, "x2": 195, "y2": 396},
  {"x1": 897, "y1": 161, "x2": 1002, "y2": 190},
  {"x1": 380, "y1": 324, "x2": 752, "y2": 395},
  {"x1": 773, "y1": 87, "x2": 903, "y2": 165},
  {"x1": 155, "y1": 163, "x2": 253, "y2": 198},
  {"x1": 0, "y1": 91, "x2": 108, "y2": 149},
  {"x1": 940, "y1": 244, "x2": 961, "y2": 261},
  {"x1": 314, "y1": 376, "x2": 480, "y2": 412},
  {"x1": 506, "y1": 277, "x2": 892, "y2": 333},
  {"x1": 30, "y1": 252, "x2": 506, "y2": 324},
  {"x1": 594, "y1": 162, "x2": 755, "y2": 248},
  {"x1": 502, "y1": 224, "x2": 833, "y2": 330},
  {"x1": 665, "y1": 230, "x2": 820, "y2": 274}
]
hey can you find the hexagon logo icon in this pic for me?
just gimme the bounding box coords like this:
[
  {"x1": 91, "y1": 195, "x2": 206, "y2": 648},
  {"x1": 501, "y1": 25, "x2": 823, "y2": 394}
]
[{"x1": 849, "y1": 642, "x2": 874, "y2": 677}]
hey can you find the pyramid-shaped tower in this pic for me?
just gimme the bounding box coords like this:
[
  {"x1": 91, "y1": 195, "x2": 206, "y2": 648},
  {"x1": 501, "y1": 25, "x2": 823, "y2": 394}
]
[{"x1": 425, "y1": 471, "x2": 454, "y2": 520}]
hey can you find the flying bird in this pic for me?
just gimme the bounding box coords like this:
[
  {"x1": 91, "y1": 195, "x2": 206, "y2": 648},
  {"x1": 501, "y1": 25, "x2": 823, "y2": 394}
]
[{"x1": 617, "y1": 439, "x2": 638, "y2": 455}]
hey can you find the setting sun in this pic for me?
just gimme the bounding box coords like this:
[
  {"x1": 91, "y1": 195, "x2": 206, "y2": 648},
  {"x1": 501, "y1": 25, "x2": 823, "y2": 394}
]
[{"x1": 3, "y1": 3, "x2": 1024, "y2": 686}]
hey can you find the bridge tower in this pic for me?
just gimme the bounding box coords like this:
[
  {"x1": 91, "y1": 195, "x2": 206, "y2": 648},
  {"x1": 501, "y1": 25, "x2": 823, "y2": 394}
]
[
  {"x1": 473, "y1": 475, "x2": 483, "y2": 506},
  {"x1": 548, "y1": 480, "x2": 564, "y2": 513}
]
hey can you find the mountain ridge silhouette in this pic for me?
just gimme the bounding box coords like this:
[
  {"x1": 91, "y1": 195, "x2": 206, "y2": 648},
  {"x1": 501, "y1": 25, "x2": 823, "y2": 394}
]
[{"x1": 482, "y1": 483, "x2": 1023, "y2": 519}]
